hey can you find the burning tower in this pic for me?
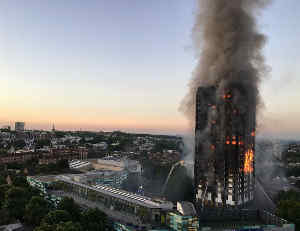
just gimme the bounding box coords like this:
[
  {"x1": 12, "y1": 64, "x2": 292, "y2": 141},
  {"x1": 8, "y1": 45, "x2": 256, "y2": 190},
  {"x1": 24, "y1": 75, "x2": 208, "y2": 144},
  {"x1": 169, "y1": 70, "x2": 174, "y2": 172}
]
[
  {"x1": 194, "y1": 85, "x2": 256, "y2": 208},
  {"x1": 179, "y1": 0, "x2": 270, "y2": 210}
]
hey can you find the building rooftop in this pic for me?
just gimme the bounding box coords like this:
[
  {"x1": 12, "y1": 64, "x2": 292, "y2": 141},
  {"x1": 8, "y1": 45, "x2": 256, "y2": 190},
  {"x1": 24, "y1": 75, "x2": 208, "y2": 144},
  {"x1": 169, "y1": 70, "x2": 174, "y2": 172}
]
[
  {"x1": 56, "y1": 175, "x2": 173, "y2": 209},
  {"x1": 69, "y1": 160, "x2": 91, "y2": 169},
  {"x1": 27, "y1": 175, "x2": 58, "y2": 183},
  {"x1": 176, "y1": 201, "x2": 197, "y2": 216},
  {"x1": 89, "y1": 159, "x2": 124, "y2": 171}
]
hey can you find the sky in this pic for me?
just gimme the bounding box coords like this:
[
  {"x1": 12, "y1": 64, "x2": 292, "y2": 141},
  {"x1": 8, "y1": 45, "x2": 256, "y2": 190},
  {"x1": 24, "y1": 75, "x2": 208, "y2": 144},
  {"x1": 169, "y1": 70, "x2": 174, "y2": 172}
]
[{"x1": 0, "y1": 0, "x2": 299, "y2": 139}]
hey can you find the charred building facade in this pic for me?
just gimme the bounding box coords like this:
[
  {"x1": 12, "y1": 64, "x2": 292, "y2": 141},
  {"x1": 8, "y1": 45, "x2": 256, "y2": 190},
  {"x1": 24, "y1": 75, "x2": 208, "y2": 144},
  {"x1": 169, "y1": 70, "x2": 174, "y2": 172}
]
[{"x1": 194, "y1": 86, "x2": 255, "y2": 209}]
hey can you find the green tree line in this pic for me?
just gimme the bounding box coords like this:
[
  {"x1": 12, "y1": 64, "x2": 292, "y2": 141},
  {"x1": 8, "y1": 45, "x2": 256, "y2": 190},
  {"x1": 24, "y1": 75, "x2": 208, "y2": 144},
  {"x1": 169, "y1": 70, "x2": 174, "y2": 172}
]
[
  {"x1": 0, "y1": 175, "x2": 110, "y2": 230},
  {"x1": 275, "y1": 190, "x2": 300, "y2": 231}
]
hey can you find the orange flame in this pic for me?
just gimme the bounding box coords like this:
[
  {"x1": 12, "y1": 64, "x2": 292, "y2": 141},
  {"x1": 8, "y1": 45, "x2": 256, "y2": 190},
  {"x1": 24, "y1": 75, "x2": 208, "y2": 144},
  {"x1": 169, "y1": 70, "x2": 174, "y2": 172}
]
[
  {"x1": 223, "y1": 94, "x2": 232, "y2": 99},
  {"x1": 244, "y1": 149, "x2": 254, "y2": 173}
]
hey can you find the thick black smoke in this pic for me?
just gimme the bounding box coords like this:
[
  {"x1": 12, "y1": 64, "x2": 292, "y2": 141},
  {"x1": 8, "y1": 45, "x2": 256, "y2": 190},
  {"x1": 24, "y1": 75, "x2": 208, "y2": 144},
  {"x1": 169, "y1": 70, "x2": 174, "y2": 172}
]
[{"x1": 180, "y1": 0, "x2": 271, "y2": 123}]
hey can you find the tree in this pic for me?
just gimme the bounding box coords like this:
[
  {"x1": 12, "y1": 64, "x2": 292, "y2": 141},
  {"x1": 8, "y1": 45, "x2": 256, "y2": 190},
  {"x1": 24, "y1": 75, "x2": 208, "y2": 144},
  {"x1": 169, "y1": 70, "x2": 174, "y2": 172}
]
[
  {"x1": 0, "y1": 184, "x2": 10, "y2": 208},
  {"x1": 27, "y1": 185, "x2": 43, "y2": 198},
  {"x1": 57, "y1": 159, "x2": 69, "y2": 169},
  {"x1": 47, "y1": 163, "x2": 58, "y2": 172},
  {"x1": 37, "y1": 165, "x2": 50, "y2": 174},
  {"x1": 35, "y1": 221, "x2": 81, "y2": 231},
  {"x1": 153, "y1": 140, "x2": 177, "y2": 152},
  {"x1": 7, "y1": 162, "x2": 24, "y2": 170},
  {"x1": 36, "y1": 139, "x2": 51, "y2": 148},
  {"x1": 0, "y1": 175, "x2": 6, "y2": 185},
  {"x1": 56, "y1": 221, "x2": 82, "y2": 231},
  {"x1": 42, "y1": 210, "x2": 72, "y2": 225},
  {"x1": 54, "y1": 131, "x2": 67, "y2": 138},
  {"x1": 57, "y1": 197, "x2": 81, "y2": 222},
  {"x1": 275, "y1": 190, "x2": 300, "y2": 231},
  {"x1": 24, "y1": 196, "x2": 51, "y2": 226},
  {"x1": 81, "y1": 208, "x2": 108, "y2": 231},
  {"x1": 276, "y1": 200, "x2": 300, "y2": 230},
  {"x1": 0, "y1": 208, "x2": 14, "y2": 225},
  {"x1": 13, "y1": 175, "x2": 29, "y2": 188},
  {"x1": 275, "y1": 190, "x2": 300, "y2": 203},
  {"x1": 3, "y1": 186, "x2": 29, "y2": 220},
  {"x1": 34, "y1": 223, "x2": 55, "y2": 231}
]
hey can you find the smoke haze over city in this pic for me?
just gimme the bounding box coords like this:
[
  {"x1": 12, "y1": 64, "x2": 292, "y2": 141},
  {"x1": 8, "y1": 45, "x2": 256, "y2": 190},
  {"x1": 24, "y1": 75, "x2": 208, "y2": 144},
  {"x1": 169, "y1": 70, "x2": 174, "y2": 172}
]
[{"x1": 0, "y1": 0, "x2": 300, "y2": 139}]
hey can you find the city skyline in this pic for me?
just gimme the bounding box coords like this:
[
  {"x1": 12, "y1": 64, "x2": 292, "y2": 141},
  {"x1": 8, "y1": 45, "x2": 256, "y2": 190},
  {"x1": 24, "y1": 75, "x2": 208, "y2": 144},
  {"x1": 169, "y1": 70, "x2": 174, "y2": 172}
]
[{"x1": 0, "y1": 0, "x2": 300, "y2": 138}]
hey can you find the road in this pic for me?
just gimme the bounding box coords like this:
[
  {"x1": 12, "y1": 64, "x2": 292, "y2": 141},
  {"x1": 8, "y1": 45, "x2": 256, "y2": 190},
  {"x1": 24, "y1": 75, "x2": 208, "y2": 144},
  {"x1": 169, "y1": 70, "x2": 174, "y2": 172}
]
[{"x1": 254, "y1": 178, "x2": 277, "y2": 213}]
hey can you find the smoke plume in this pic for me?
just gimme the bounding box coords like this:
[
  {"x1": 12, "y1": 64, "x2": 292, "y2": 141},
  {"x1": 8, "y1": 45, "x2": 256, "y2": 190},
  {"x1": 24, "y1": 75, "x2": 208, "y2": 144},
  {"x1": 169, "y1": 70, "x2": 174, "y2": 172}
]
[{"x1": 180, "y1": 0, "x2": 271, "y2": 123}]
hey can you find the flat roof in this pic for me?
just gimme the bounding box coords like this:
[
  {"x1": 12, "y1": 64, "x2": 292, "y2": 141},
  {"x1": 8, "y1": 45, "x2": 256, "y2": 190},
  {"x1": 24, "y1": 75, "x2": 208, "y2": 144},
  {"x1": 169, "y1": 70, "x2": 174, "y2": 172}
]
[
  {"x1": 177, "y1": 201, "x2": 197, "y2": 216},
  {"x1": 69, "y1": 160, "x2": 91, "y2": 169},
  {"x1": 56, "y1": 175, "x2": 173, "y2": 209},
  {"x1": 28, "y1": 175, "x2": 58, "y2": 183}
]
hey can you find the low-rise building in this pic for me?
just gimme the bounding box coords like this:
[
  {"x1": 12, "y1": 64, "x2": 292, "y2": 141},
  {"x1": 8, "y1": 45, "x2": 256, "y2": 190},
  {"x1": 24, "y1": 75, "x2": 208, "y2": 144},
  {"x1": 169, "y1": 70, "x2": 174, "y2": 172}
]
[
  {"x1": 27, "y1": 174, "x2": 295, "y2": 231},
  {"x1": 84, "y1": 137, "x2": 94, "y2": 142},
  {"x1": 0, "y1": 146, "x2": 88, "y2": 165},
  {"x1": 27, "y1": 174, "x2": 173, "y2": 228},
  {"x1": 62, "y1": 170, "x2": 128, "y2": 189},
  {"x1": 166, "y1": 202, "x2": 199, "y2": 231},
  {"x1": 92, "y1": 142, "x2": 108, "y2": 150},
  {"x1": 69, "y1": 160, "x2": 92, "y2": 171}
]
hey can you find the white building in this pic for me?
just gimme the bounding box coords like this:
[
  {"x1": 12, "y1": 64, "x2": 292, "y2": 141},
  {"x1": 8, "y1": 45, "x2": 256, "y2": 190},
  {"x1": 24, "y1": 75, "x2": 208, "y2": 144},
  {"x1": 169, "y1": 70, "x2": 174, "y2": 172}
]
[{"x1": 92, "y1": 142, "x2": 108, "y2": 150}]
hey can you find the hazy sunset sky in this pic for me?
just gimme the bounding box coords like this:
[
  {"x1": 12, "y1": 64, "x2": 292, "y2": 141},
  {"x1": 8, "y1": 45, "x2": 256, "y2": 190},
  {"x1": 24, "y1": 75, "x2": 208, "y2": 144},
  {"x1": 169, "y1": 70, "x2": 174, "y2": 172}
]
[{"x1": 0, "y1": 1, "x2": 299, "y2": 138}]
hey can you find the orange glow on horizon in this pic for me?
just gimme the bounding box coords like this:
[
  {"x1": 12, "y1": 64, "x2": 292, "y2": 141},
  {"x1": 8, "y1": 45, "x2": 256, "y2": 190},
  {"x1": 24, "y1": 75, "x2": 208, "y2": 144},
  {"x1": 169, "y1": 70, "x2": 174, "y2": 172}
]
[{"x1": 0, "y1": 111, "x2": 190, "y2": 134}]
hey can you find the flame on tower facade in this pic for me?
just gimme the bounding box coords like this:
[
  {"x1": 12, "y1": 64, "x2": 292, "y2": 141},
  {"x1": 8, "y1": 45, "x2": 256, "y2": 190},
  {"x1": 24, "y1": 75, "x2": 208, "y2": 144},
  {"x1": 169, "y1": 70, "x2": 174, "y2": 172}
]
[
  {"x1": 194, "y1": 85, "x2": 255, "y2": 208},
  {"x1": 179, "y1": 0, "x2": 271, "y2": 210}
]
